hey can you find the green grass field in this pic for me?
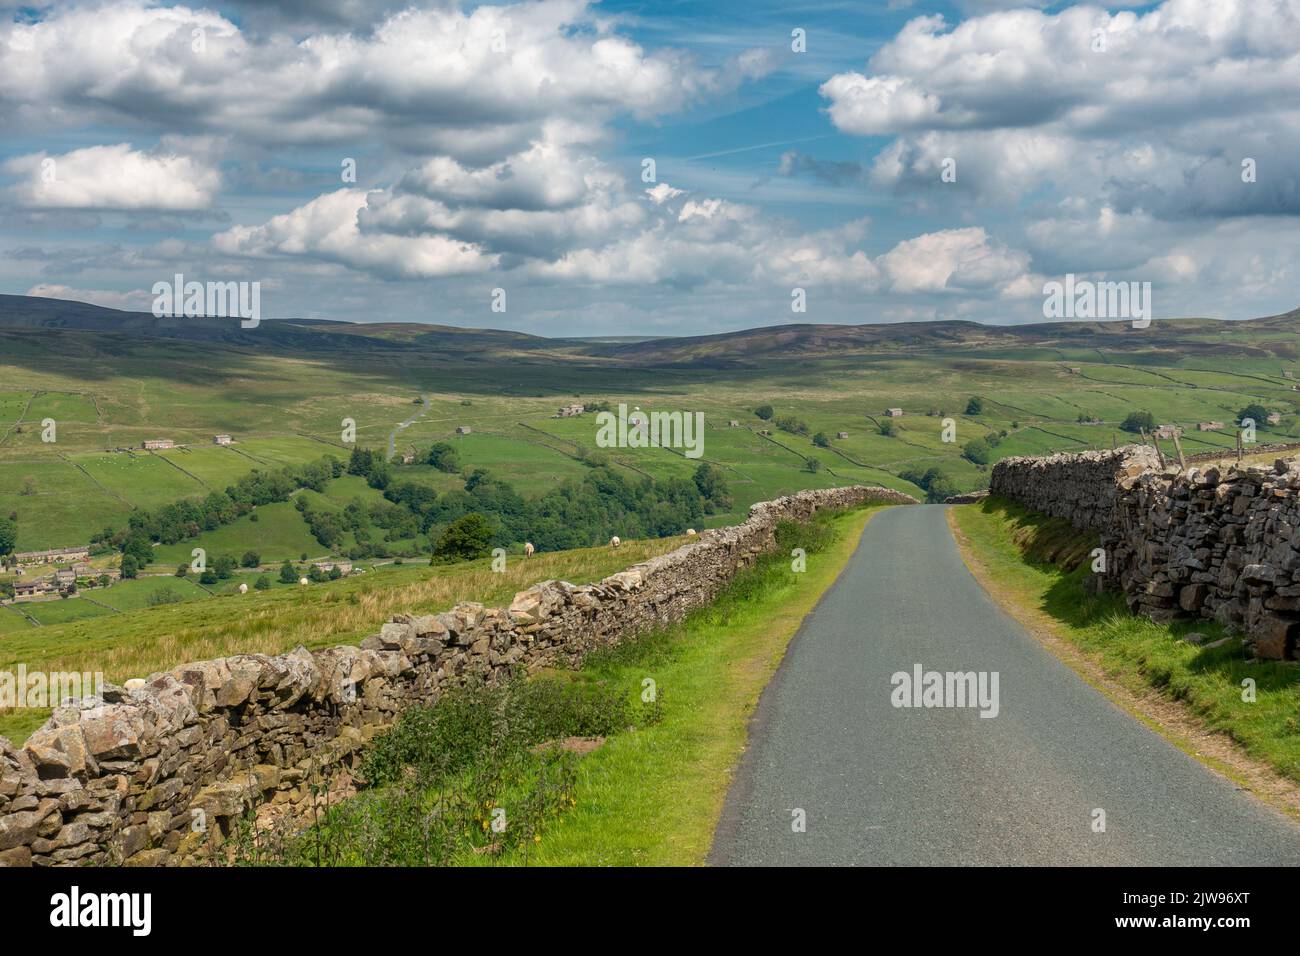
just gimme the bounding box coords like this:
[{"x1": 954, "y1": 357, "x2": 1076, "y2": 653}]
[
  {"x1": 0, "y1": 607, "x2": 35, "y2": 637},
  {"x1": 90, "y1": 576, "x2": 211, "y2": 611},
  {"x1": 2, "y1": 317, "x2": 1294, "y2": 562},
  {"x1": 151, "y1": 500, "x2": 324, "y2": 566},
  {"x1": 23, "y1": 597, "x2": 113, "y2": 627}
]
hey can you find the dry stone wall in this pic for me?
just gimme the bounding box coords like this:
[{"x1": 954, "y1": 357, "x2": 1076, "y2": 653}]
[
  {"x1": 989, "y1": 446, "x2": 1300, "y2": 662},
  {"x1": 0, "y1": 485, "x2": 914, "y2": 867},
  {"x1": 989, "y1": 446, "x2": 1161, "y2": 531}
]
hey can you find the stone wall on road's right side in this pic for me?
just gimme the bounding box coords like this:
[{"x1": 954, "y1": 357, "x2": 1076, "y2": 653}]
[
  {"x1": 989, "y1": 446, "x2": 1160, "y2": 532},
  {"x1": 989, "y1": 446, "x2": 1300, "y2": 662}
]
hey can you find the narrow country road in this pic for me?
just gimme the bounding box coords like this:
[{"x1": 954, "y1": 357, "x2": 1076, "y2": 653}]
[
  {"x1": 710, "y1": 504, "x2": 1300, "y2": 866},
  {"x1": 387, "y1": 394, "x2": 430, "y2": 462}
]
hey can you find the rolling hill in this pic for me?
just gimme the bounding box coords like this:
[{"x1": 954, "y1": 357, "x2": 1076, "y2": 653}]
[
  {"x1": 0, "y1": 292, "x2": 1296, "y2": 559},
  {"x1": 4, "y1": 293, "x2": 1297, "y2": 365}
]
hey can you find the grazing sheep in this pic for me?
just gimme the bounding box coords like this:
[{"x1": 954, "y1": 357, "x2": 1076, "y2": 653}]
[
  {"x1": 524, "y1": 541, "x2": 535, "y2": 558},
  {"x1": 299, "y1": 576, "x2": 309, "y2": 586},
  {"x1": 686, "y1": 528, "x2": 697, "y2": 536},
  {"x1": 238, "y1": 582, "x2": 248, "y2": 594},
  {"x1": 610, "y1": 535, "x2": 621, "y2": 548}
]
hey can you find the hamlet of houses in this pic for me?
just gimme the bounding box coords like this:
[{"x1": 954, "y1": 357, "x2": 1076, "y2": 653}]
[
  {"x1": 11, "y1": 546, "x2": 90, "y2": 566},
  {"x1": 7, "y1": 554, "x2": 120, "y2": 603}
]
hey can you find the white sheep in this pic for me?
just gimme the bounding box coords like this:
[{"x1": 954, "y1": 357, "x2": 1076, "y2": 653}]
[
  {"x1": 299, "y1": 576, "x2": 309, "y2": 586},
  {"x1": 686, "y1": 528, "x2": 697, "y2": 536},
  {"x1": 523, "y1": 541, "x2": 535, "y2": 558},
  {"x1": 610, "y1": 535, "x2": 621, "y2": 548},
  {"x1": 238, "y1": 582, "x2": 248, "y2": 594}
]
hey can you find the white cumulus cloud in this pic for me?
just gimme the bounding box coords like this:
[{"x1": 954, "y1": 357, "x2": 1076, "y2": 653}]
[
  {"x1": 4, "y1": 144, "x2": 220, "y2": 210},
  {"x1": 212, "y1": 188, "x2": 498, "y2": 279},
  {"x1": 821, "y1": 0, "x2": 1300, "y2": 217}
]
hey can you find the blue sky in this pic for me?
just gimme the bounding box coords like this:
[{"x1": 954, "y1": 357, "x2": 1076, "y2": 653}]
[{"x1": 0, "y1": 0, "x2": 1296, "y2": 335}]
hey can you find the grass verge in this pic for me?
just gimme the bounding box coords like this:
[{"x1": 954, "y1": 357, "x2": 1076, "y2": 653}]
[
  {"x1": 512, "y1": 503, "x2": 878, "y2": 865},
  {"x1": 949, "y1": 496, "x2": 1300, "y2": 809}
]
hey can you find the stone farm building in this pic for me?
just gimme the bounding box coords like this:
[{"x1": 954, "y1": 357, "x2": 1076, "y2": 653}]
[
  {"x1": 142, "y1": 439, "x2": 175, "y2": 450},
  {"x1": 1268, "y1": 412, "x2": 1283, "y2": 424},
  {"x1": 212, "y1": 434, "x2": 233, "y2": 445},
  {"x1": 13, "y1": 546, "x2": 90, "y2": 566},
  {"x1": 455, "y1": 426, "x2": 472, "y2": 435},
  {"x1": 728, "y1": 420, "x2": 741, "y2": 427},
  {"x1": 313, "y1": 560, "x2": 353, "y2": 575},
  {"x1": 12, "y1": 579, "x2": 55, "y2": 601},
  {"x1": 836, "y1": 431, "x2": 849, "y2": 439},
  {"x1": 884, "y1": 408, "x2": 904, "y2": 418},
  {"x1": 554, "y1": 404, "x2": 584, "y2": 418},
  {"x1": 1153, "y1": 425, "x2": 1182, "y2": 440},
  {"x1": 1197, "y1": 422, "x2": 1225, "y2": 432}
]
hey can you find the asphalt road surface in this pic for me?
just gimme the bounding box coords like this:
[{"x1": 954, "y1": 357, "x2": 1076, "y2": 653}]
[{"x1": 710, "y1": 504, "x2": 1300, "y2": 866}]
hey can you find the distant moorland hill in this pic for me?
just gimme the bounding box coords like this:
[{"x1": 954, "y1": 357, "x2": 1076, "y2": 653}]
[
  {"x1": 0, "y1": 292, "x2": 1296, "y2": 559},
  {"x1": 4, "y1": 293, "x2": 1297, "y2": 366}
]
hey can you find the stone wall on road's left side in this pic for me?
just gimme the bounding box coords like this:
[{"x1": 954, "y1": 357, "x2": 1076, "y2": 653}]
[{"x1": 0, "y1": 484, "x2": 916, "y2": 868}]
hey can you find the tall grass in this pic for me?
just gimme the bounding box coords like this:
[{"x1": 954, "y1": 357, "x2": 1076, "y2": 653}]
[
  {"x1": 0, "y1": 537, "x2": 679, "y2": 744},
  {"x1": 227, "y1": 674, "x2": 650, "y2": 866}
]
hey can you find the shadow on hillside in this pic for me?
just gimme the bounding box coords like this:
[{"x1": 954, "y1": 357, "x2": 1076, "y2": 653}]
[{"x1": 0, "y1": 327, "x2": 746, "y2": 401}]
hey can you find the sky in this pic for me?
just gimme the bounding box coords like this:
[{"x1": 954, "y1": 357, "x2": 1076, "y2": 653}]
[{"x1": 0, "y1": 0, "x2": 1297, "y2": 336}]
